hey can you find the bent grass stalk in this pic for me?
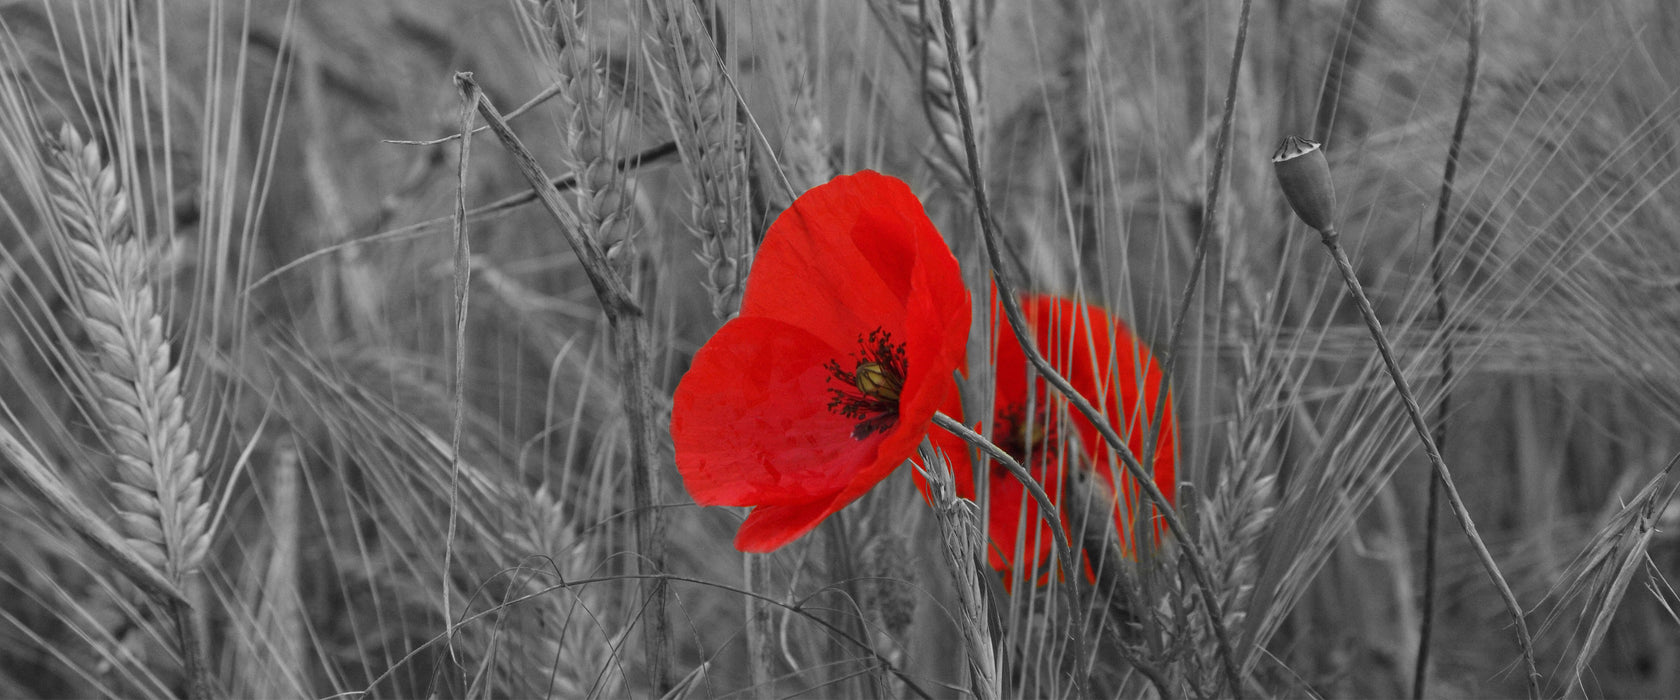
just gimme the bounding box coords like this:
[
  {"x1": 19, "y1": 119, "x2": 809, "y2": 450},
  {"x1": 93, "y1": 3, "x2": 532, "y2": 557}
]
[
  {"x1": 931, "y1": 1, "x2": 1245, "y2": 697},
  {"x1": 453, "y1": 74, "x2": 670, "y2": 693},
  {"x1": 245, "y1": 140, "x2": 680, "y2": 296}
]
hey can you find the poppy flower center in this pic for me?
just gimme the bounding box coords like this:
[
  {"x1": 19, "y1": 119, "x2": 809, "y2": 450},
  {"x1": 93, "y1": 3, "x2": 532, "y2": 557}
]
[
  {"x1": 997, "y1": 400, "x2": 1062, "y2": 464},
  {"x1": 825, "y1": 328, "x2": 907, "y2": 440}
]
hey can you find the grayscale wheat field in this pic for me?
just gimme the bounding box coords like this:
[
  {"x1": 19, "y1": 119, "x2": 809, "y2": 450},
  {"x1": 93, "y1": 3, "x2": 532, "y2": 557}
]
[{"x1": 1, "y1": 1, "x2": 1677, "y2": 698}]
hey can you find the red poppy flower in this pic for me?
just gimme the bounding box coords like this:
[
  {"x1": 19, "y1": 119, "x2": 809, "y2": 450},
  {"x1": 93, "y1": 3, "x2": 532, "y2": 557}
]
[
  {"x1": 958, "y1": 291, "x2": 1177, "y2": 582},
  {"x1": 671, "y1": 171, "x2": 971, "y2": 553}
]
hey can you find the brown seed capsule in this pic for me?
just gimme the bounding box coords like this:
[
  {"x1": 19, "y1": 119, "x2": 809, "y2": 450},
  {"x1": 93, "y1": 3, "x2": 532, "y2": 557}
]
[{"x1": 1272, "y1": 136, "x2": 1336, "y2": 231}]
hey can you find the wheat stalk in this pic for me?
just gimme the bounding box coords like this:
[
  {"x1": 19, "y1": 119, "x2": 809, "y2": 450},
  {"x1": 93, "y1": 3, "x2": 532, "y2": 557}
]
[
  {"x1": 46, "y1": 124, "x2": 212, "y2": 700},
  {"x1": 526, "y1": 1, "x2": 637, "y2": 251}
]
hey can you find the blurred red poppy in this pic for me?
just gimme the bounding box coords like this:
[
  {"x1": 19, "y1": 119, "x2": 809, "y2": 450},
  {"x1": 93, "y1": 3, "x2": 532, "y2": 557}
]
[
  {"x1": 960, "y1": 291, "x2": 1177, "y2": 582},
  {"x1": 671, "y1": 171, "x2": 971, "y2": 552}
]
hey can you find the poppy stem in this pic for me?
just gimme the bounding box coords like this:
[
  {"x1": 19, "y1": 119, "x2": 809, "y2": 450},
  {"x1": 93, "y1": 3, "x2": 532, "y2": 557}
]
[
  {"x1": 930, "y1": 0, "x2": 1245, "y2": 696},
  {"x1": 457, "y1": 73, "x2": 672, "y2": 693},
  {"x1": 1313, "y1": 225, "x2": 1540, "y2": 698}
]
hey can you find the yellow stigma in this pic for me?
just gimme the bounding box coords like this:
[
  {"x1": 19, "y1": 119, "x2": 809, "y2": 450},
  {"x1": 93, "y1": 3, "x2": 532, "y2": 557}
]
[{"x1": 852, "y1": 362, "x2": 902, "y2": 401}]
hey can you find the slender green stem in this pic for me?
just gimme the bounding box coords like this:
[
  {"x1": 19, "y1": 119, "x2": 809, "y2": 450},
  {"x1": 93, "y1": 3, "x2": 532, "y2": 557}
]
[
  {"x1": 743, "y1": 553, "x2": 775, "y2": 700},
  {"x1": 1416, "y1": 1, "x2": 1482, "y2": 696},
  {"x1": 1315, "y1": 226, "x2": 1540, "y2": 698},
  {"x1": 171, "y1": 597, "x2": 211, "y2": 700},
  {"x1": 930, "y1": 0, "x2": 1245, "y2": 694}
]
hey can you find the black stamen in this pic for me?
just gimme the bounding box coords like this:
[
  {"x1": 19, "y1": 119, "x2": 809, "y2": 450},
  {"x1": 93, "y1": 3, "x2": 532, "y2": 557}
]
[{"x1": 825, "y1": 328, "x2": 908, "y2": 439}]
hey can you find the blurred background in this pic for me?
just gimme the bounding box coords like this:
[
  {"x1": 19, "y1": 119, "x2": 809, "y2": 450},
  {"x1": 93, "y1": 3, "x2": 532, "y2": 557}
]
[{"x1": 1, "y1": 1, "x2": 1678, "y2": 697}]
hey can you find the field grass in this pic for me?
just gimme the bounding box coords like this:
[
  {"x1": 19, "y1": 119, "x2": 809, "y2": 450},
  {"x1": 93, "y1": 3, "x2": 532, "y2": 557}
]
[{"x1": 2, "y1": 0, "x2": 1679, "y2": 698}]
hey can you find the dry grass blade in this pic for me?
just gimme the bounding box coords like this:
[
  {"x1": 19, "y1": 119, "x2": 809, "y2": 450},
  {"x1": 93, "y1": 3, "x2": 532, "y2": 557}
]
[{"x1": 455, "y1": 72, "x2": 669, "y2": 693}]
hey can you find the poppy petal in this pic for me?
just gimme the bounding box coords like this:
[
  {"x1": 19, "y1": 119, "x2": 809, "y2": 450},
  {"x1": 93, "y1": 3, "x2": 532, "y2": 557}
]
[
  {"x1": 1024, "y1": 294, "x2": 1175, "y2": 508},
  {"x1": 671, "y1": 318, "x2": 886, "y2": 507},
  {"x1": 739, "y1": 171, "x2": 944, "y2": 350},
  {"x1": 897, "y1": 212, "x2": 971, "y2": 429},
  {"x1": 909, "y1": 381, "x2": 975, "y2": 496},
  {"x1": 975, "y1": 291, "x2": 1177, "y2": 578},
  {"x1": 734, "y1": 498, "x2": 840, "y2": 553}
]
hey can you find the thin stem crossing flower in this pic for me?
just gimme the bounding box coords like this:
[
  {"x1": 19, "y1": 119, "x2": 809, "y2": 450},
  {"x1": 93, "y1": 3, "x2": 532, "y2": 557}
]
[{"x1": 942, "y1": 291, "x2": 1177, "y2": 583}]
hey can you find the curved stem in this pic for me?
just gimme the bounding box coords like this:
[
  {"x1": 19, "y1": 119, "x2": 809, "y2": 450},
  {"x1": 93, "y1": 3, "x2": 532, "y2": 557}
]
[
  {"x1": 930, "y1": 1, "x2": 1244, "y2": 695},
  {"x1": 1316, "y1": 227, "x2": 1539, "y2": 698},
  {"x1": 1417, "y1": 0, "x2": 1482, "y2": 695},
  {"x1": 933, "y1": 412, "x2": 1080, "y2": 574}
]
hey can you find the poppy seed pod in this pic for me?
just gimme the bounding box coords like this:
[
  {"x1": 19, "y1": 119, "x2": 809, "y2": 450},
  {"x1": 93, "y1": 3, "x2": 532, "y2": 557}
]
[{"x1": 1272, "y1": 136, "x2": 1336, "y2": 231}]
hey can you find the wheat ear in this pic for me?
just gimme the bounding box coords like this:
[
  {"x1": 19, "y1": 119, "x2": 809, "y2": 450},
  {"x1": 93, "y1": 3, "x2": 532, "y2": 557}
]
[
  {"x1": 46, "y1": 124, "x2": 212, "y2": 699},
  {"x1": 647, "y1": 0, "x2": 753, "y2": 319},
  {"x1": 916, "y1": 442, "x2": 999, "y2": 700},
  {"x1": 893, "y1": 0, "x2": 981, "y2": 187},
  {"x1": 47, "y1": 125, "x2": 210, "y2": 583}
]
